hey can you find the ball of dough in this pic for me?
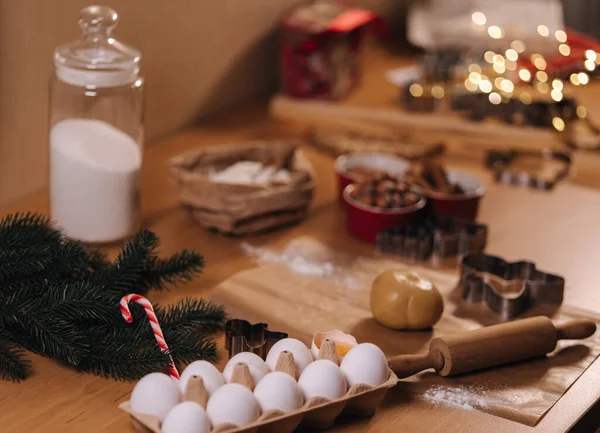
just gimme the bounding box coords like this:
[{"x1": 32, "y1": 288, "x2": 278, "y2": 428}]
[{"x1": 370, "y1": 270, "x2": 443, "y2": 330}]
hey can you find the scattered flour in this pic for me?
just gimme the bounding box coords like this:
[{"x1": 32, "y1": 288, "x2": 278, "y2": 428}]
[
  {"x1": 421, "y1": 385, "x2": 496, "y2": 411},
  {"x1": 241, "y1": 242, "x2": 335, "y2": 277},
  {"x1": 241, "y1": 239, "x2": 360, "y2": 290}
]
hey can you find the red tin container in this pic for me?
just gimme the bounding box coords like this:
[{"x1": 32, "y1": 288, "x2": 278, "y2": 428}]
[
  {"x1": 279, "y1": 1, "x2": 379, "y2": 100},
  {"x1": 343, "y1": 184, "x2": 426, "y2": 243},
  {"x1": 335, "y1": 152, "x2": 410, "y2": 201},
  {"x1": 425, "y1": 170, "x2": 485, "y2": 221}
]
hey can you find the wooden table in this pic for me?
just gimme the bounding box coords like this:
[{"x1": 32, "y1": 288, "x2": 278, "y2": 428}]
[{"x1": 2, "y1": 46, "x2": 600, "y2": 433}]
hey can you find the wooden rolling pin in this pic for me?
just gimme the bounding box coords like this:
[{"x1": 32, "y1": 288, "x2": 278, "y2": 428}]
[{"x1": 387, "y1": 316, "x2": 596, "y2": 378}]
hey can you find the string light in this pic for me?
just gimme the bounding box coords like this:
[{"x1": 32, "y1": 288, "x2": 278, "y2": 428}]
[
  {"x1": 511, "y1": 40, "x2": 526, "y2": 53},
  {"x1": 468, "y1": 64, "x2": 482, "y2": 74},
  {"x1": 465, "y1": 79, "x2": 478, "y2": 92},
  {"x1": 555, "y1": 30, "x2": 567, "y2": 42},
  {"x1": 586, "y1": 50, "x2": 597, "y2": 61},
  {"x1": 488, "y1": 26, "x2": 504, "y2": 39},
  {"x1": 494, "y1": 77, "x2": 504, "y2": 88},
  {"x1": 551, "y1": 89, "x2": 563, "y2": 102},
  {"x1": 484, "y1": 51, "x2": 495, "y2": 63},
  {"x1": 537, "y1": 25, "x2": 550, "y2": 37},
  {"x1": 409, "y1": 83, "x2": 423, "y2": 97},
  {"x1": 536, "y1": 71, "x2": 548, "y2": 82},
  {"x1": 479, "y1": 80, "x2": 493, "y2": 93},
  {"x1": 520, "y1": 93, "x2": 532, "y2": 104},
  {"x1": 506, "y1": 60, "x2": 517, "y2": 71},
  {"x1": 577, "y1": 106, "x2": 587, "y2": 118},
  {"x1": 431, "y1": 86, "x2": 445, "y2": 99},
  {"x1": 501, "y1": 80, "x2": 515, "y2": 93},
  {"x1": 552, "y1": 79, "x2": 563, "y2": 91},
  {"x1": 472, "y1": 12, "x2": 487, "y2": 25},
  {"x1": 519, "y1": 69, "x2": 532, "y2": 81},
  {"x1": 585, "y1": 59, "x2": 596, "y2": 71},
  {"x1": 505, "y1": 49, "x2": 518, "y2": 61},
  {"x1": 493, "y1": 62, "x2": 506, "y2": 74},
  {"x1": 559, "y1": 44, "x2": 571, "y2": 56},
  {"x1": 552, "y1": 117, "x2": 565, "y2": 132},
  {"x1": 570, "y1": 73, "x2": 580, "y2": 85},
  {"x1": 469, "y1": 72, "x2": 482, "y2": 84},
  {"x1": 536, "y1": 82, "x2": 549, "y2": 93},
  {"x1": 578, "y1": 72, "x2": 590, "y2": 85},
  {"x1": 533, "y1": 57, "x2": 547, "y2": 70},
  {"x1": 489, "y1": 92, "x2": 502, "y2": 104}
]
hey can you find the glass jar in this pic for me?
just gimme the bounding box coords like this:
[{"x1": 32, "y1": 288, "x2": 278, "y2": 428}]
[{"x1": 49, "y1": 5, "x2": 144, "y2": 243}]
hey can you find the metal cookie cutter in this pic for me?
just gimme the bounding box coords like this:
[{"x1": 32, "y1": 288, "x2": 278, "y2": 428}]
[
  {"x1": 485, "y1": 149, "x2": 572, "y2": 190},
  {"x1": 376, "y1": 216, "x2": 487, "y2": 266},
  {"x1": 458, "y1": 252, "x2": 565, "y2": 320},
  {"x1": 224, "y1": 319, "x2": 288, "y2": 359}
]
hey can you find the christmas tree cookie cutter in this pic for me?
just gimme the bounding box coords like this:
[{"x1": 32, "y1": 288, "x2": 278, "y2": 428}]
[
  {"x1": 375, "y1": 216, "x2": 488, "y2": 266},
  {"x1": 458, "y1": 252, "x2": 565, "y2": 320},
  {"x1": 225, "y1": 319, "x2": 288, "y2": 359},
  {"x1": 485, "y1": 149, "x2": 571, "y2": 191}
]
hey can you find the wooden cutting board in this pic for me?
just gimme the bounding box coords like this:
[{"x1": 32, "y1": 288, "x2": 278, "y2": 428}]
[{"x1": 209, "y1": 256, "x2": 600, "y2": 426}]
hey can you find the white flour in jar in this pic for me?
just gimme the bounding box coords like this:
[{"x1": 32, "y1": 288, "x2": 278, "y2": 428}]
[{"x1": 50, "y1": 119, "x2": 142, "y2": 243}]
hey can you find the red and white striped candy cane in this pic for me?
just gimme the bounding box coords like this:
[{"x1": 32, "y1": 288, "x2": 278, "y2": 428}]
[{"x1": 120, "y1": 294, "x2": 180, "y2": 379}]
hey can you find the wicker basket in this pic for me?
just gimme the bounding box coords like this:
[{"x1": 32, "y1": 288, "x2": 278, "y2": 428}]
[{"x1": 169, "y1": 141, "x2": 316, "y2": 235}]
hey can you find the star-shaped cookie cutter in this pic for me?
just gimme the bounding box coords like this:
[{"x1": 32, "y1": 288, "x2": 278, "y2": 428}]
[
  {"x1": 458, "y1": 252, "x2": 565, "y2": 320},
  {"x1": 224, "y1": 319, "x2": 288, "y2": 359}
]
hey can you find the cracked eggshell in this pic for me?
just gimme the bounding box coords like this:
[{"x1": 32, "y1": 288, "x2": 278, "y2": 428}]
[
  {"x1": 340, "y1": 343, "x2": 389, "y2": 387},
  {"x1": 179, "y1": 360, "x2": 224, "y2": 395},
  {"x1": 223, "y1": 352, "x2": 270, "y2": 388},
  {"x1": 310, "y1": 330, "x2": 358, "y2": 363},
  {"x1": 162, "y1": 401, "x2": 211, "y2": 433},
  {"x1": 130, "y1": 372, "x2": 181, "y2": 422},
  {"x1": 298, "y1": 359, "x2": 347, "y2": 401},
  {"x1": 266, "y1": 338, "x2": 313, "y2": 376},
  {"x1": 206, "y1": 383, "x2": 260, "y2": 428},
  {"x1": 254, "y1": 371, "x2": 304, "y2": 413}
]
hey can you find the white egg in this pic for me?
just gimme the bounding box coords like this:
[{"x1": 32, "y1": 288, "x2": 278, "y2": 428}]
[
  {"x1": 265, "y1": 338, "x2": 313, "y2": 376},
  {"x1": 340, "y1": 343, "x2": 389, "y2": 387},
  {"x1": 223, "y1": 352, "x2": 270, "y2": 388},
  {"x1": 162, "y1": 402, "x2": 211, "y2": 433},
  {"x1": 253, "y1": 371, "x2": 304, "y2": 413},
  {"x1": 129, "y1": 373, "x2": 181, "y2": 422},
  {"x1": 179, "y1": 360, "x2": 224, "y2": 395},
  {"x1": 298, "y1": 360, "x2": 347, "y2": 401},
  {"x1": 206, "y1": 383, "x2": 260, "y2": 427}
]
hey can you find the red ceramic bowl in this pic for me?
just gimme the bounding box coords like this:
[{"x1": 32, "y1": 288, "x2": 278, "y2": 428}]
[
  {"x1": 425, "y1": 170, "x2": 485, "y2": 221},
  {"x1": 335, "y1": 152, "x2": 410, "y2": 201},
  {"x1": 343, "y1": 184, "x2": 427, "y2": 243}
]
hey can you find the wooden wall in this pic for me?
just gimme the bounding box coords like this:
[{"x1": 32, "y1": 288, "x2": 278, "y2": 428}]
[{"x1": 0, "y1": 0, "x2": 402, "y2": 206}]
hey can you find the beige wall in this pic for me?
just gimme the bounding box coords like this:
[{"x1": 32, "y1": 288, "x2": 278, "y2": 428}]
[{"x1": 0, "y1": 0, "x2": 403, "y2": 205}]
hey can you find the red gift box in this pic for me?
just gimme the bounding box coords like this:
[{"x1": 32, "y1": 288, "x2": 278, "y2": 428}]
[{"x1": 279, "y1": 1, "x2": 381, "y2": 100}]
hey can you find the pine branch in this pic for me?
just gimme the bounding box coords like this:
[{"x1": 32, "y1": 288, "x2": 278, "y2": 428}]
[
  {"x1": 78, "y1": 323, "x2": 173, "y2": 380},
  {"x1": 0, "y1": 212, "x2": 62, "y2": 249},
  {"x1": 157, "y1": 298, "x2": 226, "y2": 334},
  {"x1": 2, "y1": 299, "x2": 88, "y2": 365},
  {"x1": 0, "y1": 241, "x2": 98, "y2": 288},
  {"x1": 141, "y1": 250, "x2": 204, "y2": 292},
  {"x1": 166, "y1": 328, "x2": 218, "y2": 365},
  {"x1": 0, "y1": 332, "x2": 32, "y2": 381},
  {"x1": 93, "y1": 229, "x2": 160, "y2": 299}
]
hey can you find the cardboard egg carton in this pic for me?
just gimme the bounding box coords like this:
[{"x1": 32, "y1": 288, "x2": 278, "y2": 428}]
[{"x1": 120, "y1": 341, "x2": 399, "y2": 433}]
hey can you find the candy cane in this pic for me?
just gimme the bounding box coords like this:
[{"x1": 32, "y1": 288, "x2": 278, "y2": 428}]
[{"x1": 120, "y1": 294, "x2": 180, "y2": 379}]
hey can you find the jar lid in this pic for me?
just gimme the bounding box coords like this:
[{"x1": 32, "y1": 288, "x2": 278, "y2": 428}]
[{"x1": 54, "y1": 6, "x2": 141, "y2": 88}]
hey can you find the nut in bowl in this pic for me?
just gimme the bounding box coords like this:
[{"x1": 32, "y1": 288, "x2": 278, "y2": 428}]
[
  {"x1": 335, "y1": 152, "x2": 411, "y2": 201},
  {"x1": 405, "y1": 159, "x2": 485, "y2": 221},
  {"x1": 343, "y1": 182, "x2": 426, "y2": 243}
]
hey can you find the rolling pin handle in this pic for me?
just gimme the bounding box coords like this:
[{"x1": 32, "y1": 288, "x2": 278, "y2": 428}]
[
  {"x1": 555, "y1": 320, "x2": 596, "y2": 340},
  {"x1": 387, "y1": 351, "x2": 444, "y2": 379}
]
